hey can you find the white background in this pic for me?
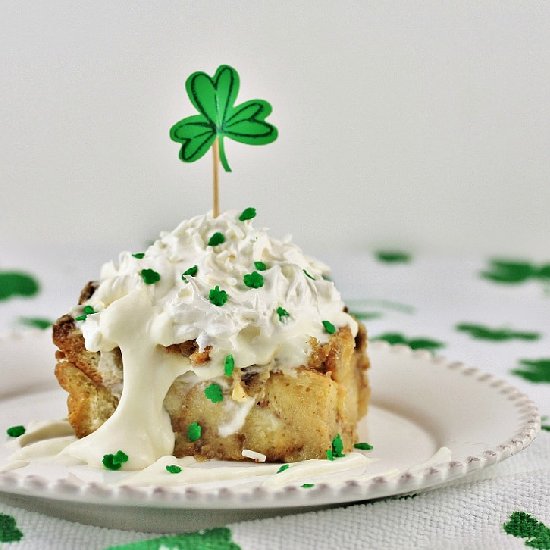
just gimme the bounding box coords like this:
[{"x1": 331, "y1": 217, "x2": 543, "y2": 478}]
[{"x1": 1, "y1": 1, "x2": 549, "y2": 259}]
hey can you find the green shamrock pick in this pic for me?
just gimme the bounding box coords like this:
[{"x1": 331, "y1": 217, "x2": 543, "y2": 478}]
[{"x1": 169, "y1": 65, "x2": 278, "y2": 216}]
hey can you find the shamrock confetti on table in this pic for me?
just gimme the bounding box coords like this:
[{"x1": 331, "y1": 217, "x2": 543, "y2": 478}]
[
  {"x1": 108, "y1": 527, "x2": 241, "y2": 550},
  {"x1": 511, "y1": 359, "x2": 550, "y2": 384},
  {"x1": 18, "y1": 316, "x2": 53, "y2": 330},
  {"x1": 0, "y1": 513, "x2": 23, "y2": 543},
  {"x1": 503, "y1": 511, "x2": 550, "y2": 549},
  {"x1": 372, "y1": 332, "x2": 445, "y2": 351},
  {"x1": 0, "y1": 271, "x2": 40, "y2": 301},
  {"x1": 170, "y1": 65, "x2": 278, "y2": 172},
  {"x1": 374, "y1": 250, "x2": 412, "y2": 264},
  {"x1": 456, "y1": 323, "x2": 540, "y2": 342},
  {"x1": 481, "y1": 259, "x2": 550, "y2": 285}
]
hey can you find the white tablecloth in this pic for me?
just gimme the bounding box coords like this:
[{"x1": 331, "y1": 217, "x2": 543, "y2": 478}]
[{"x1": 1, "y1": 244, "x2": 548, "y2": 549}]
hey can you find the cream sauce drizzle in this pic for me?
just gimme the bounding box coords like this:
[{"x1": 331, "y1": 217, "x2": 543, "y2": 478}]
[
  {"x1": 61, "y1": 289, "x2": 196, "y2": 470},
  {"x1": 2, "y1": 421, "x2": 451, "y2": 490}
]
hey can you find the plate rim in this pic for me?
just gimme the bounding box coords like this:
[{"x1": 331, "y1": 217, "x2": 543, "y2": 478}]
[{"x1": 0, "y1": 331, "x2": 541, "y2": 509}]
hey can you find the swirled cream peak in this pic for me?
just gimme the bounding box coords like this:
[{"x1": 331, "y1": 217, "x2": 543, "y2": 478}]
[{"x1": 80, "y1": 210, "x2": 356, "y2": 373}]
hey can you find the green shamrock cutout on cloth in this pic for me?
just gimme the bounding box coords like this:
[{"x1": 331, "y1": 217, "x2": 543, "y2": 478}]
[
  {"x1": 503, "y1": 511, "x2": 550, "y2": 549},
  {"x1": 348, "y1": 310, "x2": 383, "y2": 321},
  {"x1": 372, "y1": 332, "x2": 444, "y2": 351},
  {"x1": 456, "y1": 323, "x2": 540, "y2": 342},
  {"x1": 374, "y1": 250, "x2": 412, "y2": 264},
  {"x1": 170, "y1": 65, "x2": 278, "y2": 172},
  {"x1": 542, "y1": 416, "x2": 550, "y2": 432},
  {"x1": 512, "y1": 359, "x2": 550, "y2": 384},
  {"x1": 0, "y1": 271, "x2": 40, "y2": 301},
  {"x1": 0, "y1": 513, "x2": 23, "y2": 543},
  {"x1": 18, "y1": 316, "x2": 52, "y2": 330},
  {"x1": 107, "y1": 527, "x2": 240, "y2": 550},
  {"x1": 481, "y1": 259, "x2": 550, "y2": 285}
]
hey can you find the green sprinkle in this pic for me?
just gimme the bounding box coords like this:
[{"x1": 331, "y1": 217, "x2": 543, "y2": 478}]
[
  {"x1": 187, "y1": 421, "x2": 202, "y2": 442},
  {"x1": 323, "y1": 320, "x2": 336, "y2": 335},
  {"x1": 166, "y1": 464, "x2": 182, "y2": 474},
  {"x1": 354, "y1": 442, "x2": 374, "y2": 451},
  {"x1": 204, "y1": 383, "x2": 224, "y2": 403},
  {"x1": 243, "y1": 271, "x2": 264, "y2": 289},
  {"x1": 277, "y1": 464, "x2": 289, "y2": 473},
  {"x1": 301, "y1": 483, "x2": 315, "y2": 488},
  {"x1": 75, "y1": 305, "x2": 95, "y2": 321},
  {"x1": 254, "y1": 261, "x2": 267, "y2": 271},
  {"x1": 183, "y1": 265, "x2": 198, "y2": 277},
  {"x1": 238, "y1": 207, "x2": 256, "y2": 221},
  {"x1": 303, "y1": 269, "x2": 315, "y2": 280},
  {"x1": 331, "y1": 434, "x2": 345, "y2": 458},
  {"x1": 102, "y1": 450, "x2": 129, "y2": 471},
  {"x1": 224, "y1": 354, "x2": 235, "y2": 377},
  {"x1": 209, "y1": 286, "x2": 228, "y2": 306},
  {"x1": 208, "y1": 232, "x2": 226, "y2": 246},
  {"x1": 326, "y1": 449, "x2": 334, "y2": 461},
  {"x1": 276, "y1": 306, "x2": 290, "y2": 321},
  {"x1": 6, "y1": 425, "x2": 25, "y2": 438},
  {"x1": 132, "y1": 252, "x2": 145, "y2": 259},
  {"x1": 140, "y1": 268, "x2": 161, "y2": 285}
]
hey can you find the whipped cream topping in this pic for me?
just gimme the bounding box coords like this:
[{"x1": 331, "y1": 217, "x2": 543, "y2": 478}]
[
  {"x1": 62, "y1": 210, "x2": 357, "y2": 470},
  {"x1": 81, "y1": 210, "x2": 356, "y2": 371}
]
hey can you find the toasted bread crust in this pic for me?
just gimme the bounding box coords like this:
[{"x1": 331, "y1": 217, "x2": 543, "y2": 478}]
[{"x1": 53, "y1": 283, "x2": 370, "y2": 462}]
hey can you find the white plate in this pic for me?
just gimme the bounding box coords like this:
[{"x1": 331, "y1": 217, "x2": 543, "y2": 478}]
[{"x1": 0, "y1": 330, "x2": 540, "y2": 531}]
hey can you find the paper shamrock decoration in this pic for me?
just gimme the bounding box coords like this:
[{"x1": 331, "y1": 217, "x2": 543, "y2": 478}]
[{"x1": 170, "y1": 65, "x2": 278, "y2": 173}]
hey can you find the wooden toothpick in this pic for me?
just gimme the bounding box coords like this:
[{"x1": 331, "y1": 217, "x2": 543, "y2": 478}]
[{"x1": 212, "y1": 137, "x2": 220, "y2": 217}]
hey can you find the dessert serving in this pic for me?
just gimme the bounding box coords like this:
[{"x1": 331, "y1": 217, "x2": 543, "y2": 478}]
[{"x1": 53, "y1": 209, "x2": 370, "y2": 469}]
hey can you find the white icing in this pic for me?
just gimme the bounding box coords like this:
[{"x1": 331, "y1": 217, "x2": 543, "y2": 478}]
[
  {"x1": 80, "y1": 210, "x2": 356, "y2": 372},
  {"x1": 219, "y1": 397, "x2": 255, "y2": 437},
  {"x1": 65, "y1": 211, "x2": 357, "y2": 469},
  {"x1": 1, "y1": 420, "x2": 451, "y2": 490},
  {"x1": 241, "y1": 449, "x2": 267, "y2": 462},
  {"x1": 61, "y1": 289, "x2": 196, "y2": 470}
]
